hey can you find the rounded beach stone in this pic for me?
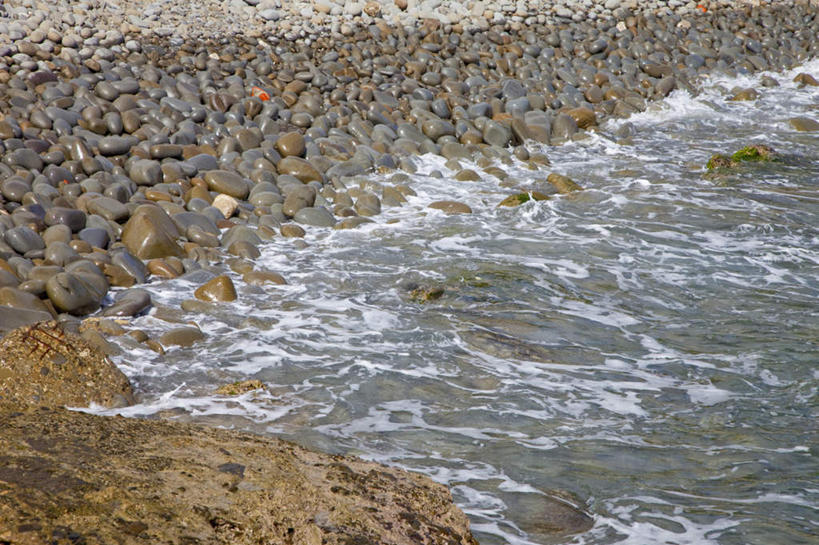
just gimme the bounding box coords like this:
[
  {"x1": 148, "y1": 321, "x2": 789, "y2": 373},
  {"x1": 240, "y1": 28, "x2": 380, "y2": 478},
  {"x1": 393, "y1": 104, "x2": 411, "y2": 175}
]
[
  {"x1": 120, "y1": 205, "x2": 184, "y2": 259},
  {"x1": 293, "y1": 206, "x2": 336, "y2": 227},
  {"x1": 428, "y1": 201, "x2": 473, "y2": 214},
  {"x1": 243, "y1": 270, "x2": 286, "y2": 286},
  {"x1": 276, "y1": 132, "x2": 306, "y2": 157},
  {"x1": 129, "y1": 159, "x2": 162, "y2": 186},
  {"x1": 44, "y1": 207, "x2": 87, "y2": 232},
  {"x1": 204, "y1": 170, "x2": 249, "y2": 200},
  {"x1": 46, "y1": 272, "x2": 103, "y2": 315},
  {"x1": 102, "y1": 288, "x2": 152, "y2": 317},
  {"x1": 194, "y1": 274, "x2": 237, "y2": 302},
  {"x1": 4, "y1": 226, "x2": 45, "y2": 254},
  {"x1": 160, "y1": 326, "x2": 206, "y2": 347}
]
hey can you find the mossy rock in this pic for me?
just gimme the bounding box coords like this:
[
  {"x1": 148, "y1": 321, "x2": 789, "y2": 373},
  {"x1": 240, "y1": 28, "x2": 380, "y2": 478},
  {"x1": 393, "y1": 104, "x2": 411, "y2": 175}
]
[
  {"x1": 706, "y1": 154, "x2": 734, "y2": 170},
  {"x1": 408, "y1": 286, "x2": 445, "y2": 303},
  {"x1": 497, "y1": 191, "x2": 550, "y2": 207},
  {"x1": 731, "y1": 145, "x2": 776, "y2": 162},
  {"x1": 707, "y1": 145, "x2": 777, "y2": 170},
  {"x1": 215, "y1": 379, "x2": 266, "y2": 396}
]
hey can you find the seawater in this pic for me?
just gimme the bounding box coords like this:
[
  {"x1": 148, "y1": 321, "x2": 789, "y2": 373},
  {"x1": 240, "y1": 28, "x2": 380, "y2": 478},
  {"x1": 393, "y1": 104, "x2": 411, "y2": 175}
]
[{"x1": 89, "y1": 59, "x2": 819, "y2": 545}]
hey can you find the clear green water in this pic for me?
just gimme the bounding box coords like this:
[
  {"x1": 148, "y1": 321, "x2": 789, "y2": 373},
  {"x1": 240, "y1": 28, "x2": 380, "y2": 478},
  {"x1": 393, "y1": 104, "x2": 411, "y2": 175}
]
[{"x1": 102, "y1": 61, "x2": 818, "y2": 544}]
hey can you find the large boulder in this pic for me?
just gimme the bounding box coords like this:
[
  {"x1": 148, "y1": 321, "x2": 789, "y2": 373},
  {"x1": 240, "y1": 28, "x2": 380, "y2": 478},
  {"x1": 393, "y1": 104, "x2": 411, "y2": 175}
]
[
  {"x1": 0, "y1": 320, "x2": 134, "y2": 408},
  {"x1": 121, "y1": 204, "x2": 184, "y2": 259},
  {"x1": 0, "y1": 407, "x2": 479, "y2": 545}
]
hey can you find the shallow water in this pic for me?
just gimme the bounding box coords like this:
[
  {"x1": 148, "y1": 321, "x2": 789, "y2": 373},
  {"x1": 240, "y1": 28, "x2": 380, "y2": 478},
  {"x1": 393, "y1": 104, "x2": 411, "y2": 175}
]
[{"x1": 91, "y1": 60, "x2": 819, "y2": 545}]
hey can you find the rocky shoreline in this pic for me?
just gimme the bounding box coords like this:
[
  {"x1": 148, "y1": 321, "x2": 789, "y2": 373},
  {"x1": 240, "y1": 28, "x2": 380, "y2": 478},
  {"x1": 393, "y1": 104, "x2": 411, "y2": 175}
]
[
  {"x1": 1, "y1": 0, "x2": 818, "y2": 542},
  {"x1": 0, "y1": 0, "x2": 816, "y2": 338}
]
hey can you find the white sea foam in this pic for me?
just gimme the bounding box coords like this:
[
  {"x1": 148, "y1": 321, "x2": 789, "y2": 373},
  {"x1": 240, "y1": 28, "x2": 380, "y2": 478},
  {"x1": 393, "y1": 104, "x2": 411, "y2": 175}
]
[{"x1": 85, "y1": 57, "x2": 819, "y2": 545}]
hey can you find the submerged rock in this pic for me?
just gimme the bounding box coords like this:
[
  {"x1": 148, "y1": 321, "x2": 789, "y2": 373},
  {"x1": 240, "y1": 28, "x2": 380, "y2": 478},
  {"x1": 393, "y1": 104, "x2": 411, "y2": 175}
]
[
  {"x1": 706, "y1": 144, "x2": 778, "y2": 169},
  {"x1": 789, "y1": 117, "x2": 819, "y2": 132},
  {"x1": 0, "y1": 407, "x2": 479, "y2": 545},
  {"x1": 498, "y1": 192, "x2": 551, "y2": 207},
  {"x1": 547, "y1": 173, "x2": 583, "y2": 193}
]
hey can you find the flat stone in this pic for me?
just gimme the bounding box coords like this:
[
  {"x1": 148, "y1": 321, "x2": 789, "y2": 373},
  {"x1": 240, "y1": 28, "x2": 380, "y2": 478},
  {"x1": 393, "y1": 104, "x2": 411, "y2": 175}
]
[
  {"x1": 293, "y1": 206, "x2": 336, "y2": 227},
  {"x1": 44, "y1": 207, "x2": 86, "y2": 232},
  {"x1": 428, "y1": 201, "x2": 472, "y2": 214},
  {"x1": 277, "y1": 157, "x2": 323, "y2": 183},
  {"x1": 4, "y1": 226, "x2": 45, "y2": 254},
  {"x1": 203, "y1": 170, "x2": 249, "y2": 200},
  {"x1": 98, "y1": 136, "x2": 136, "y2": 156},
  {"x1": 243, "y1": 270, "x2": 286, "y2": 286},
  {"x1": 789, "y1": 117, "x2": 819, "y2": 131},
  {"x1": 0, "y1": 305, "x2": 53, "y2": 335},
  {"x1": 547, "y1": 173, "x2": 583, "y2": 193},
  {"x1": 160, "y1": 326, "x2": 205, "y2": 347},
  {"x1": 87, "y1": 196, "x2": 129, "y2": 222},
  {"x1": 0, "y1": 407, "x2": 478, "y2": 543}
]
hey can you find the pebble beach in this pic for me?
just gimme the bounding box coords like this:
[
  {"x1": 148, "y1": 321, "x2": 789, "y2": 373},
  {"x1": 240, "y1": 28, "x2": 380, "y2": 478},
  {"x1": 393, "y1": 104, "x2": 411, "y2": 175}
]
[{"x1": 1, "y1": 0, "x2": 818, "y2": 544}]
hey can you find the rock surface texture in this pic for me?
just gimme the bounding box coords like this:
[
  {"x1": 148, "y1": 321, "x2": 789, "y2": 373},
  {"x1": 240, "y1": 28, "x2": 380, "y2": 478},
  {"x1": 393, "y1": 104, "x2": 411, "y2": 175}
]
[
  {"x1": 0, "y1": 407, "x2": 479, "y2": 545},
  {"x1": 0, "y1": 320, "x2": 134, "y2": 408}
]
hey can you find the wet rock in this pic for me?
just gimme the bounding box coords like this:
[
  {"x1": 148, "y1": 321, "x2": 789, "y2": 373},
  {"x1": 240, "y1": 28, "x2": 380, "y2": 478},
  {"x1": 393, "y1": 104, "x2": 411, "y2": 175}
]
[
  {"x1": 204, "y1": 170, "x2": 250, "y2": 200},
  {"x1": 789, "y1": 117, "x2": 819, "y2": 132},
  {"x1": 566, "y1": 107, "x2": 597, "y2": 129},
  {"x1": 428, "y1": 201, "x2": 472, "y2": 215},
  {"x1": 730, "y1": 88, "x2": 760, "y2": 101},
  {"x1": 483, "y1": 120, "x2": 511, "y2": 148},
  {"x1": 44, "y1": 207, "x2": 86, "y2": 232},
  {"x1": 0, "y1": 306, "x2": 54, "y2": 335},
  {"x1": 280, "y1": 224, "x2": 306, "y2": 238},
  {"x1": 86, "y1": 196, "x2": 129, "y2": 222},
  {"x1": 276, "y1": 132, "x2": 306, "y2": 157},
  {"x1": 283, "y1": 185, "x2": 317, "y2": 217},
  {"x1": 121, "y1": 205, "x2": 184, "y2": 259},
  {"x1": 498, "y1": 192, "x2": 550, "y2": 207},
  {"x1": 294, "y1": 206, "x2": 336, "y2": 227},
  {"x1": 98, "y1": 135, "x2": 136, "y2": 156},
  {"x1": 194, "y1": 274, "x2": 237, "y2": 302},
  {"x1": 4, "y1": 226, "x2": 45, "y2": 254},
  {"x1": 228, "y1": 241, "x2": 261, "y2": 259},
  {"x1": 215, "y1": 379, "x2": 266, "y2": 395},
  {"x1": 706, "y1": 144, "x2": 778, "y2": 170},
  {"x1": 551, "y1": 113, "x2": 578, "y2": 142},
  {"x1": 129, "y1": 159, "x2": 163, "y2": 186},
  {"x1": 793, "y1": 73, "x2": 819, "y2": 86},
  {"x1": 547, "y1": 173, "x2": 583, "y2": 193},
  {"x1": 45, "y1": 272, "x2": 104, "y2": 315},
  {"x1": 0, "y1": 321, "x2": 134, "y2": 408},
  {"x1": 355, "y1": 192, "x2": 382, "y2": 216},
  {"x1": 102, "y1": 288, "x2": 152, "y2": 317},
  {"x1": 277, "y1": 156, "x2": 323, "y2": 183},
  {"x1": 243, "y1": 270, "x2": 286, "y2": 286},
  {"x1": 160, "y1": 326, "x2": 205, "y2": 347}
]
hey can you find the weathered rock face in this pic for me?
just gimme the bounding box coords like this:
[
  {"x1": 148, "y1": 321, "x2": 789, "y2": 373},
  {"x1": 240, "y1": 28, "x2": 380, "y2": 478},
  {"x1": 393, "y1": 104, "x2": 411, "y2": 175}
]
[
  {"x1": 0, "y1": 321, "x2": 135, "y2": 408},
  {"x1": 0, "y1": 407, "x2": 479, "y2": 545}
]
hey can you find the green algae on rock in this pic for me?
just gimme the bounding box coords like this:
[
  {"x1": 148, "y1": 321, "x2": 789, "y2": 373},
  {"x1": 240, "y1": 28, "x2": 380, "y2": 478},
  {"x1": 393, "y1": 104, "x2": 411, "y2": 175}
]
[
  {"x1": 498, "y1": 191, "x2": 551, "y2": 208},
  {"x1": 707, "y1": 145, "x2": 778, "y2": 170}
]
